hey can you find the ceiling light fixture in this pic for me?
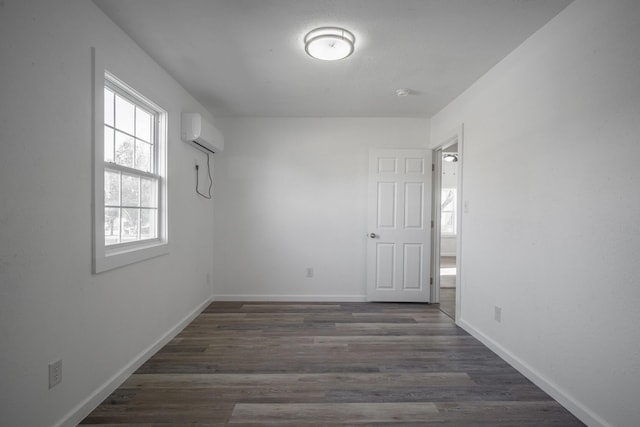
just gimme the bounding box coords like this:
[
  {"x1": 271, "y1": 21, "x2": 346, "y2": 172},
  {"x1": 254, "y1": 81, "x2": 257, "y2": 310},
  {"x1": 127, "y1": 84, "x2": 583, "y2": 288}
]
[
  {"x1": 396, "y1": 88, "x2": 410, "y2": 97},
  {"x1": 304, "y1": 27, "x2": 355, "y2": 61},
  {"x1": 443, "y1": 153, "x2": 458, "y2": 163}
]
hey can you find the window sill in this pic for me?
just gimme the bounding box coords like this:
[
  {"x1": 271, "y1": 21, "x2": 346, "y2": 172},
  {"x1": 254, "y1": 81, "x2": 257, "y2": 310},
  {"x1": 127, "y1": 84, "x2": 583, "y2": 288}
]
[{"x1": 93, "y1": 240, "x2": 170, "y2": 273}]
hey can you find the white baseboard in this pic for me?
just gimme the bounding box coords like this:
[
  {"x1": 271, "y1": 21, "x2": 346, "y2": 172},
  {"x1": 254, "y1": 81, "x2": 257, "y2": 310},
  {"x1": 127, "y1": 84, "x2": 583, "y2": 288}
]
[
  {"x1": 54, "y1": 296, "x2": 213, "y2": 427},
  {"x1": 458, "y1": 318, "x2": 610, "y2": 427},
  {"x1": 213, "y1": 294, "x2": 367, "y2": 302}
]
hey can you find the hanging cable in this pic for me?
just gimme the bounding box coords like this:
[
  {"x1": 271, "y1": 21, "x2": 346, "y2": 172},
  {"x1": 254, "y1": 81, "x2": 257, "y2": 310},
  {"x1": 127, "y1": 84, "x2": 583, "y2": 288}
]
[{"x1": 195, "y1": 152, "x2": 213, "y2": 199}]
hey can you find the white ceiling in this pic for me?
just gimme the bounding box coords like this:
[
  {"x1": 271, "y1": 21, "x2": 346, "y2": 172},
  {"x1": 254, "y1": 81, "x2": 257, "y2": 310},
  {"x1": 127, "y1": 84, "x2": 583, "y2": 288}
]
[{"x1": 93, "y1": 0, "x2": 572, "y2": 118}]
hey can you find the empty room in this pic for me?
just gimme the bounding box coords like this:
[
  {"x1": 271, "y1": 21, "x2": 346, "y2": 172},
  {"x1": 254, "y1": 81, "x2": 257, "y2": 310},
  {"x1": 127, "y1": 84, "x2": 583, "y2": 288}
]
[{"x1": 0, "y1": 1, "x2": 639, "y2": 426}]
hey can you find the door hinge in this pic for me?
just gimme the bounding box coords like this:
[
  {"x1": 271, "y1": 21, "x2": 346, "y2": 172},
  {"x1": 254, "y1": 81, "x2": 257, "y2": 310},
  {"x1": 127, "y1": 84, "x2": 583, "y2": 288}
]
[
  {"x1": 431, "y1": 220, "x2": 434, "y2": 228},
  {"x1": 430, "y1": 277, "x2": 433, "y2": 285},
  {"x1": 432, "y1": 163, "x2": 435, "y2": 171}
]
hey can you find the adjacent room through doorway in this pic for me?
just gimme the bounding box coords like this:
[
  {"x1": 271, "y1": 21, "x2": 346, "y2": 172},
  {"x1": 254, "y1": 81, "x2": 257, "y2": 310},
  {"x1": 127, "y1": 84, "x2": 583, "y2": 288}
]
[{"x1": 436, "y1": 143, "x2": 459, "y2": 319}]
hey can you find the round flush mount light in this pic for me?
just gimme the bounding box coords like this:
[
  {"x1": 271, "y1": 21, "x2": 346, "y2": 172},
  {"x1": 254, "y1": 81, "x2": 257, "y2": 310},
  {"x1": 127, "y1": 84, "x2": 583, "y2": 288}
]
[
  {"x1": 443, "y1": 153, "x2": 459, "y2": 163},
  {"x1": 396, "y1": 88, "x2": 411, "y2": 97},
  {"x1": 304, "y1": 27, "x2": 355, "y2": 61}
]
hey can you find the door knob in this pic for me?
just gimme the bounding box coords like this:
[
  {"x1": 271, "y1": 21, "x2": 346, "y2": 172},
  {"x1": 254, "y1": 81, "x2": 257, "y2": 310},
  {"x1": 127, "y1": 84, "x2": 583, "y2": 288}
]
[{"x1": 369, "y1": 233, "x2": 377, "y2": 238}]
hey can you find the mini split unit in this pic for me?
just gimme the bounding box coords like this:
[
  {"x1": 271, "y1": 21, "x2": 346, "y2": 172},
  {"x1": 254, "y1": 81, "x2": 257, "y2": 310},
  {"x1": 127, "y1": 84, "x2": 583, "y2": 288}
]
[{"x1": 181, "y1": 113, "x2": 224, "y2": 154}]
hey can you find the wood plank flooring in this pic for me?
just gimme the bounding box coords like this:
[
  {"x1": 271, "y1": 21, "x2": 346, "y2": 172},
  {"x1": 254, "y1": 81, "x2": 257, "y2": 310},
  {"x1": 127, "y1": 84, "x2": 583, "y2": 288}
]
[
  {"x1": 439, "y1": 288, "x2": 456, "y2": 320},
  {"x1": 439, "y1": 256, "x2": 456, "y2": 319},
  {"x1": 80, "y1": 302, "x2": 584, "y2": 426}
]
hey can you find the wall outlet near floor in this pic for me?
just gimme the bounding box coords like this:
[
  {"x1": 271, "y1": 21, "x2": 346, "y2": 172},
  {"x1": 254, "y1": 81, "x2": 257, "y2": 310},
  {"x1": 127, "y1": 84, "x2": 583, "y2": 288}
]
[
  {"x1": 49, "y1": 359, "x2": 62, "y2": 389},
  {"x1": 494, "y1": 306, "x2": 502, "y2": 323},
  {"x1": 305, "y1": 267, "x2": 314, "y2": 278}
]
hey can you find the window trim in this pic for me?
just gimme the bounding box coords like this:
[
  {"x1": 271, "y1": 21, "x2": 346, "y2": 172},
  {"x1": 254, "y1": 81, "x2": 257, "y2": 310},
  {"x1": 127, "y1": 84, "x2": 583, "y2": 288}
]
[{"x1": 92, "y1": 48, "x2": 169, "y2": 273}]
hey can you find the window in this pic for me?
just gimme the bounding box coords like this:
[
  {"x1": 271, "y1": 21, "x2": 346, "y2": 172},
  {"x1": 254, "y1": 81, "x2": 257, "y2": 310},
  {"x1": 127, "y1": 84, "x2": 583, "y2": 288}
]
[
  {"x1": 441, "y1": 188, "x2": 457, "y2": 235},
  {"x1": 103, "y1": 78, "x2": 160, "y2": 245},
  {"x1": 93, "y1": 68, "x2": 168, "y2": 273}
]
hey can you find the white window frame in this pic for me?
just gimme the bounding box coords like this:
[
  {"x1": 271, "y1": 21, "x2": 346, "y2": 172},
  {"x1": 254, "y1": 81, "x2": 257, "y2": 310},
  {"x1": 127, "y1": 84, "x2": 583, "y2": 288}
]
[{"x1": 92, "y1": 49, "x2": 169, "y2": 273}]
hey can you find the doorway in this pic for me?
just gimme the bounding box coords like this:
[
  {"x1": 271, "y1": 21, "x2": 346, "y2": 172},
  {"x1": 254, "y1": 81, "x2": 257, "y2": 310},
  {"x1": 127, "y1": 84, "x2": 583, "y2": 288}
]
[
  {"x1": 431, "y1": 130, "x2": 462, "y2": 320},
  {"x1": 438, "y1": 144, "x2": 458, "y2": 318}
]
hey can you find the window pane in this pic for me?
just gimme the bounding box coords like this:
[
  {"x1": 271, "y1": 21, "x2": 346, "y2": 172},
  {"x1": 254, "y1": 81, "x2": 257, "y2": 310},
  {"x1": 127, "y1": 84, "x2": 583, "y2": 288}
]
[
  {"x1": 105, "y1": 207, "x2": 120, "y2": 246},
  {"x1": 135, "y1": 139, "x2": 151, "y2": 172},
  {"x1": 121, "y1": 174, "x2": 140, "y2": 207},
  {"x1": 441, "y1": 189, "x2": 456, "y2": 213},
  {"x1": 140, "y1": 209, "x2": 157, "y2": 240},
  {"x1": 115, "y1": 130, "x2": 134, "y2": 168},
  {"x1": 104, "y1": 88, "x2": 114, "y2": 127},
  {"x1": 115, "y1": 94, "x2": 135, "y2": 135},
  {"x1": 104, "y1": 170, "x2": 120, "y2": 206},
  {"x1": 104, "y1": 126, "x2": 114, "y2": 163},
  {"x1": 121, "y1": 208, "x2": 139, "y2": 242},
  {"x1": 100, "y1": 76, "x2": 164, "y2": 257},
  {"x1": 136, "y1": 108, "x2": 152, "y2": 142},
  {"x1": 441, "y1": 212, "x2": 456, "y2": 234},
  {"x1": 441, "y1": 188, "x2": 456, "y2": 234},
  {"x1": 141, "y1": 177, "x2": 157, "y2": 208}
]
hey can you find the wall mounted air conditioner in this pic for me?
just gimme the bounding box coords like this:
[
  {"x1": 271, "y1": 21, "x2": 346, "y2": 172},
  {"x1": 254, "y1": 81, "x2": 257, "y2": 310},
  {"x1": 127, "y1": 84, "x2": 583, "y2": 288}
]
[{"x1": 181, "y1": 113, "x2": 224, "y2": 154}]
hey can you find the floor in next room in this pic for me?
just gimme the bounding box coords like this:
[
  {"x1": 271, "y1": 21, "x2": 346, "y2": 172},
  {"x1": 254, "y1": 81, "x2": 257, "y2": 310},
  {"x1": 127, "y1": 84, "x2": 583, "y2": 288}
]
[
  {"x1": 440, "y1": 255, "x2": 456, "y2": 319},
  {"x1": 80, "y1": 302, "x2": 584, "y2": 426}
]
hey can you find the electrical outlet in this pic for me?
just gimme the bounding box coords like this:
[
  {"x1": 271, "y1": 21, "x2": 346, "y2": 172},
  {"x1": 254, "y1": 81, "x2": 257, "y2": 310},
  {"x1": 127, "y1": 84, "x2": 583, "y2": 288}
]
[
  {"x1": 49, "y1": 359, "x2": 62, "y2": 389},
  {"x1": 305, "y1": 267, "x2": 314, "y2": 278},
  {"x1": 494, "y1": 306, "x2": 502, "y2": 323}
]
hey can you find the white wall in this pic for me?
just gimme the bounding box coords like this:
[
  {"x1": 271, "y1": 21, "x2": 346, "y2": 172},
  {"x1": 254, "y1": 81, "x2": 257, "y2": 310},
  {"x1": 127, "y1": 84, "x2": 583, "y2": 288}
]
[
  {"x1": 441, "y1": 159, "x2": 458, "y2": 188},
  {"x1": 440, "y1": 236, "x2": 457, "y2": 257},
  {"x1": 431, "y1": 1, "x2": 640, "y2": 426},
  {"x1": 213, "y1": 118, "x2": 430, "y2": 300},
  {"x1": 0, "y1": 1, "x2": 216, "y2": 425}
]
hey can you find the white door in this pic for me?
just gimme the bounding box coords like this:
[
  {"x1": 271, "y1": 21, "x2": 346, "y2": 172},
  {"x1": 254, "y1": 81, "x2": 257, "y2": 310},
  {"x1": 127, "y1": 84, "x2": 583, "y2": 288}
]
[{"x1": 367, "y1": 149, "x2": 432, "y2": 302}]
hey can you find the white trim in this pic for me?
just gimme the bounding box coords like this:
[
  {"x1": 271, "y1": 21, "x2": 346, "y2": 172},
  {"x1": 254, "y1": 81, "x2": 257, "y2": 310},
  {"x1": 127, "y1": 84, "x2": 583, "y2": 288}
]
[
  {"x1": 53, "y1": 296, "x2": 213, "y2": 427},
  {"x1": 458, "y1": 319, "x2": 610, "y2": 427},
  {"x1": 97, "y1": 240, "x2": 170, "y2": 272},
  {"x1": 92, "y1": 47, "x2": 169, "y2": 273},
  {"x1": 454, "y1": 125, "x2": 464, "y2": 325},
  {"x1": 213, "y1": 294, "x2": 367, "y2": 302},
  {"x1": 431, "y1": 146, "x2": 442, "y2": 304}
]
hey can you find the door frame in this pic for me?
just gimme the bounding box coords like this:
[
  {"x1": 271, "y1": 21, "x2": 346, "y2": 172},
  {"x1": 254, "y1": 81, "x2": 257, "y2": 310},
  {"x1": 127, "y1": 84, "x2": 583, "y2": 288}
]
[{"x1": 431, "y1": 125, "x2": 464, "y2": 322}]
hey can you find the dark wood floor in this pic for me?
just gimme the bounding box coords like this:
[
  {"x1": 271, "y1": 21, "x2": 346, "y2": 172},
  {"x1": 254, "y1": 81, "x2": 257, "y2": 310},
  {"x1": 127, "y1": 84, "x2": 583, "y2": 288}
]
[
  {"x1": 80, "y1": 302, "x2": 584, "y2": 426},
  {"x1": 439, "y1": 256, "x2": 456, "y2": 319},
  {"x1": 439, "y1": 288, "x2": 456, "y2": 320}
]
